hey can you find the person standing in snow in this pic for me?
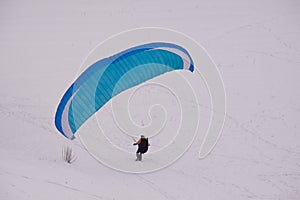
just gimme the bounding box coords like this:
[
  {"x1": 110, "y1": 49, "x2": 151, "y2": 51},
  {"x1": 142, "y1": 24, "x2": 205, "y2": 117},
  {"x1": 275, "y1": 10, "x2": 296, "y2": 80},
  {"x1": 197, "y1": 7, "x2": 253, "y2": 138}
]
[{"x1": 133, "y1": 135, "x2": 150, "y2": 161}]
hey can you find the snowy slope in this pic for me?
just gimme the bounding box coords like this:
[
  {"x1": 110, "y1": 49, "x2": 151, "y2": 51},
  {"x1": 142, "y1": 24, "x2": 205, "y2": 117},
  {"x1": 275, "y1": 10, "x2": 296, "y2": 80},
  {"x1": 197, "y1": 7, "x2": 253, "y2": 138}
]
[{"x1": 0, "y1": 0, "x2": 299, "y2": 199}]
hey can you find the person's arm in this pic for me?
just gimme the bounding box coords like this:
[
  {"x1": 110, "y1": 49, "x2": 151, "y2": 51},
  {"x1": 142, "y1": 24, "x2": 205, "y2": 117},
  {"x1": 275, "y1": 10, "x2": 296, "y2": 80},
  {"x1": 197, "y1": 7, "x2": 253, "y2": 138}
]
[{"x1": 133, "y1": 138, "x2": 141, "y2": 145}]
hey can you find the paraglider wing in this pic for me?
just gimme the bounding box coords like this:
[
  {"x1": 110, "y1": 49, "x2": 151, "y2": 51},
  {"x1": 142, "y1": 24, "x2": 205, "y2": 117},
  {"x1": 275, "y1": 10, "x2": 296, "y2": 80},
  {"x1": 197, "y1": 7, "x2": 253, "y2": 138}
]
[{"x1": 55, "y1": 42, "x2": 194, "y2": 139}]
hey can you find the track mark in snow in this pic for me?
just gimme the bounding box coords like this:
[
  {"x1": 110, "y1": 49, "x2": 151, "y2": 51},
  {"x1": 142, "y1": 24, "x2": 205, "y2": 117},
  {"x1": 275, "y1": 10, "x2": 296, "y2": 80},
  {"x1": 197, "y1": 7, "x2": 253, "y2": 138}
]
[
  {"x1": 45, "y1": 180, "x2": 107, "y2": 200},
  {"x1": 137, "y1": 175, "x2": 176, "y2": 200},
  {"x1": 0, "y1": 168, "x2": 112, "y2": 200}
]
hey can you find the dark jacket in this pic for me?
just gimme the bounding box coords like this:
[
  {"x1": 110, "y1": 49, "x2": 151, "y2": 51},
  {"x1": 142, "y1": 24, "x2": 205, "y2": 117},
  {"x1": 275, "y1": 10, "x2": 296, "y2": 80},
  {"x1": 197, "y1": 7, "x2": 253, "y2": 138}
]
[{"x1": 134, "y1": 137, "x2": 150, "y2": 154}]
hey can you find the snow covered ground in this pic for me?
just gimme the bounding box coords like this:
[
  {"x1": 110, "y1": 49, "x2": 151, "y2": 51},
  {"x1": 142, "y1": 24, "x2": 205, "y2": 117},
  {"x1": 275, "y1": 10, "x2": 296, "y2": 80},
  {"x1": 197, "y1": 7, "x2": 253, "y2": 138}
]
[{"x1": 0, "y1": 0, "x2": 299, "y2": 199}]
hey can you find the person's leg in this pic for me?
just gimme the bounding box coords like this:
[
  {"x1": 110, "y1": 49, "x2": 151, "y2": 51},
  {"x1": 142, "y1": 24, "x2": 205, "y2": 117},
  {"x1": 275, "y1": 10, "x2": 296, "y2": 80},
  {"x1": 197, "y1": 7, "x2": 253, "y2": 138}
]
[
  {"x1": 139, "y1": 153, "x2": 142, "y2": 161},
  {"x1": 136, "y1": 152, "x2": 140, "y2": 161}
]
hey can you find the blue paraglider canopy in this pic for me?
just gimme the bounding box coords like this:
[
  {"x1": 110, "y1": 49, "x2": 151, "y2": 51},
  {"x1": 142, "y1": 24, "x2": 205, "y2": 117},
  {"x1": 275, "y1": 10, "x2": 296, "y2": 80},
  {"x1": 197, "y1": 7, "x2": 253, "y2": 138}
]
[{"x1": 55, "y1": 42, "x2": 194, "y2": 140}]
